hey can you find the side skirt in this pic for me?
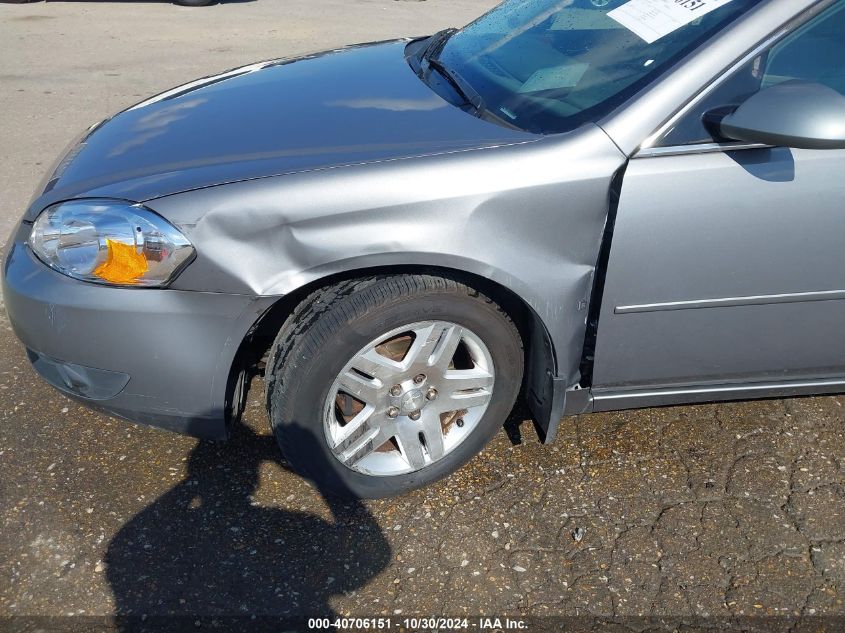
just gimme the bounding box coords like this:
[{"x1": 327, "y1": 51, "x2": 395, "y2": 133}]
[{"x1": 561, "y1": 376, "x2": 845, "y2": 415}]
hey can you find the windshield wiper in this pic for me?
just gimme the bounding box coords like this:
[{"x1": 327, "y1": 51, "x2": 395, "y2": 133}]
[
  {"x1": 419, "y1": 28, "x2": 457, "y2": 68},
  {"x1": 416, "y1": 28, "x2": 521, "y2": 131},
  {"x1": 426, "y1": 56, "x2": 522, "y2": 130},
  {"x1": 425, "y1": 56, "x2": 486, "y2": 114},
  {"x1": 417, "y1": 30, "x2": 484, "y2": 113},
  {"x1": 414, "y1": 29, "x2": 480, "y2": 112}
]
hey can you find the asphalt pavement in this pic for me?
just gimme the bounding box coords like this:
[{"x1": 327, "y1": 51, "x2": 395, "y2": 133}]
[{"x1": 2, "y1": 1, "x2": 845, "y2": 629}]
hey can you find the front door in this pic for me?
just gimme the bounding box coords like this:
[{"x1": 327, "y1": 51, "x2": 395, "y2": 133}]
[{"x1": 592, "y1": 0, "x2": 845, "y2": 395}]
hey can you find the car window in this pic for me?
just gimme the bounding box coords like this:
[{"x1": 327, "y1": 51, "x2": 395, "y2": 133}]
[
  {"x1": 430, "y1": 0, "x2": 763, "y2": 135},
  {"x1": 763, "y1": 1, "x2": 845, "y2": 93},
  {"x1": 659, "y1": 0, "x2": 845, "y2": 147}
]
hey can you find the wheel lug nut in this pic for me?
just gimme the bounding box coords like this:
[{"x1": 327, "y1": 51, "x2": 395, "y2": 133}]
[
  {"x1": 387, "y1": 406, "x2": 399, "y2": 419},
  {"x1": 390, "y1": 384, "x2": 402, "y2": 396},
  {"x1": 413, "y1": 374, "x2": 426, "y2": 384},
  {"x1": 409, "y1": 410, "x2": 421, "y2": 421},
  {"x1": 426, "y1": 388, "x2": 438, "y2": 401},
  {"x1": 456, "y1": 418, "x2": 465, "y2": 428}
]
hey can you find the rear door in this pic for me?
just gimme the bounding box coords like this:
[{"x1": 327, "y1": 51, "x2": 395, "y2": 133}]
[{"x1": 592, "y1": 0, "x2": 845, "y2": 396}]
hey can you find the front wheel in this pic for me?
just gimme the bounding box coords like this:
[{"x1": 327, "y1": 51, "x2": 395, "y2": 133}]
[{"x1": 265, "y1": 275, "x2": 524, "y2": 498}]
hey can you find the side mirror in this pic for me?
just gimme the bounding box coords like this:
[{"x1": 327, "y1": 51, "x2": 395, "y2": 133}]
[{"x1": 710, "y1": 80, "x2": 845, "y2": 150}]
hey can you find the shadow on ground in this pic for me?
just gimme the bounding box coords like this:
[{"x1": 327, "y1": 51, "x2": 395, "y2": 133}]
[{"x1": 105, "y1": 422, "x2": 390, "y2": 619}]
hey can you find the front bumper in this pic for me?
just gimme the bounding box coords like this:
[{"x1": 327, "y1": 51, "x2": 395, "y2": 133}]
[{"x1": 2, "y1": 224, "x2": 277, "y2": 439}]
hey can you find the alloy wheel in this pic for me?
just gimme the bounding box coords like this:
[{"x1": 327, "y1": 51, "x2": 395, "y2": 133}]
[{"x1": 323, "y1": 321, "x2": 496, "y2": 476}]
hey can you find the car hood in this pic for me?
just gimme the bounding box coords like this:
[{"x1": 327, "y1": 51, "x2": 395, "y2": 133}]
[{"x1": 25, "y1": 40, "x2": 536, "y2": 219}]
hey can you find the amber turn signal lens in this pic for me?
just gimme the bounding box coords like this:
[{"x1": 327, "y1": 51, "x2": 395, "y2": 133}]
[{"x1": 93, "y1": 239, "x2": 148, "y2": 284}]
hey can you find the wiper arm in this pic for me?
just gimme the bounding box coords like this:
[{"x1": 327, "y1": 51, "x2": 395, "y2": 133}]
[
  {"x1": 425, "y1": 58, "x2": 521, "y2": 131},
  {"x1": 416, "y1": 28, "x2": 483, "y2": 112},
  {"x1": 415, "y1": 28, "x2": 522, "y2": 131},
  {"x1": 419, "y1": 28, "x2": 457, "y2": 67},
  {"x1": 425, "y1": 56, "x2": 486, "y2": 113}
]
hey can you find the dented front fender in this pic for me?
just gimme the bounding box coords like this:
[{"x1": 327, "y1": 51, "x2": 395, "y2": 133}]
[{"x1": 149, "y1": 124, "x2": 625, "y2": 389}]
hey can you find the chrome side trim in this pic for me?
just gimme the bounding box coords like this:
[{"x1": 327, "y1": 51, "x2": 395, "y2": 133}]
[
  {"x1": 591, "y1": 376, "x2": 845, "y2": 412},
  {"x1": 616, "y1": 289, "x2": 845, "y2": 314},
  {"x1": 635, "y1": 142, "x2": 770, "y2": 158}
]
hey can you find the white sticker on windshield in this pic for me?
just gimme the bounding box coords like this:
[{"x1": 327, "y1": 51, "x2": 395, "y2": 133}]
[
  {"x1": 518, "y1": 63, "x2": 590, "y2": 93},
  {"x1": 608, "y1": 0, "x2": 734, "y2": 44}
]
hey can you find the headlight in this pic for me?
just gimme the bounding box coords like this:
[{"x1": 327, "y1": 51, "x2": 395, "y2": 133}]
[{"x1": 28, "y1": 199, "x2": 194, "y2": 287}]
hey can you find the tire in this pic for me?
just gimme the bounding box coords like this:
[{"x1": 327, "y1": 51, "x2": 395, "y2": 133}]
[
  {"x1": 173, "y1": 0, "x2": 215, "y2": 6},
  {"x1": 265, "y1": 274, "x2": 524, "y2": 499}
]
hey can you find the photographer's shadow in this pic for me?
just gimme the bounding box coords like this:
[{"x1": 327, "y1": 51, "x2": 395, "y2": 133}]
[{"x1": 105, "y1": 422, "x2": 390, "y2": 618}]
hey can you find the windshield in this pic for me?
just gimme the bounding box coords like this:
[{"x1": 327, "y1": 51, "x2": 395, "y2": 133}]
[{"x1": 427, "y1": 0, "x2": 764, "y2": 134}]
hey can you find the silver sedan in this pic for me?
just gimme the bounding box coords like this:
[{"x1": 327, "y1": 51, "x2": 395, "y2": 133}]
[{"x1": 4, "y1": 0, "x2": 845, "y2": 497}]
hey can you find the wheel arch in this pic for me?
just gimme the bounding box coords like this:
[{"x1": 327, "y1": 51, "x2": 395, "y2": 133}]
[{"x1": 226, "y1": 263, "x2": 560, "y2": 440}]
